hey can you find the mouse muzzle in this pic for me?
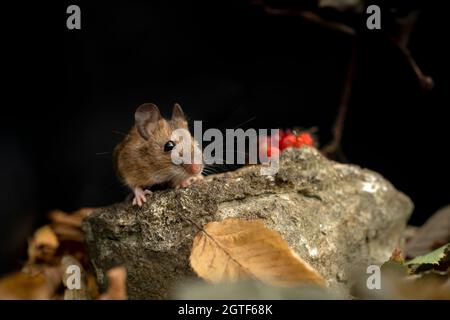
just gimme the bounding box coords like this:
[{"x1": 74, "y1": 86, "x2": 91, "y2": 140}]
[{"x1": 185, "y1": 163, "x2": 203, "y2": 175}]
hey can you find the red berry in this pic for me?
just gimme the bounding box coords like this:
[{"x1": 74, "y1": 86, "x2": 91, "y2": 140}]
[
  {"x1": 280, "y1": 134, "x2": 297, "y2": 151},
  {"x1": 294, "y1": 133, "x2": 314, "y2": 148}
]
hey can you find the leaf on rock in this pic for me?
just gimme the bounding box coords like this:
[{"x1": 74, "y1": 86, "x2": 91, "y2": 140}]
[{"x1": 190, "y1": 218, "x2": 326, "y2": 287}]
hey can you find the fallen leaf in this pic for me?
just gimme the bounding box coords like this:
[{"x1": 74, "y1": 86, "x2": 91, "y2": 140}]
[
  {"x1": 405, "y1": 205, "x2": 450, "y2": 258},
  {"x1": 32, "y1": 225, "x2": 59, "y2": 249},
  {"x1": 27, "y1": 225, "x2": 59, "y2": 264},
  {"x1": 48, "y1": 208, "x2": 95, "y2": 228},
  {"x1": 52, "y1": 224, "x2": 84, "y2": 242},
  {"x1": 3, "y1": 207, "x2": 99, "y2": 300},
  {"x1": 99, "y1": 267, "x2": 127, "y2": 300},
  {"x1": 0, "y1": 272, "x2": 49, "y2": 300},
  {"x1": 190, "y1": 218, "x2": 326, "y2": 287},
  {"x1": 0, "y1": 267, "x2": 62, "y2": 300},
  {"x1": 405, "y1": 243, "x2": 450, "y2": 272}
]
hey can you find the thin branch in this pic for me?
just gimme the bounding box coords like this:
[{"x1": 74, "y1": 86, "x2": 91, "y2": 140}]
[
  {"x1": 253, "y1": 1, "x2": 433, "y2": 158},
  {"x1": 254, "y1": 2, "x2": 355, "y2": 35},
  {"x1": 386, "y1": 34, "x2": 434, "y2": 91},
  {"x1": 321, "y1": 40, "x2": 357, "y2": 160}
]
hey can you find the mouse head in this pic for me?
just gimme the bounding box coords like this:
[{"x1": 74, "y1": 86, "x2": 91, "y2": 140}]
[{"x1": 134, "y1": 103, "x2": 203, "y2": 182}]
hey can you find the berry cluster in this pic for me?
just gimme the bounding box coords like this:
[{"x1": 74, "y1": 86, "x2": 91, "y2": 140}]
[{"x1": 259, "y1": 129, "x2": 315, "y2": 158}]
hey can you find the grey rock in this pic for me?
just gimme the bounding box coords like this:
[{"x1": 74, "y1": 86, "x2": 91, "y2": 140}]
[{"x1": 82, "y1": 147, "x2": 413, "y2": 299}]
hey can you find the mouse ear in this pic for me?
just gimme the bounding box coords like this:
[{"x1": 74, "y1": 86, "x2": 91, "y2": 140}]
[
  {"x1": 135, "y1": 103, "x2": 162, "y2": 140},
  {"x1": 171, "y1": 103, "x2": 185, "y2": 120}
]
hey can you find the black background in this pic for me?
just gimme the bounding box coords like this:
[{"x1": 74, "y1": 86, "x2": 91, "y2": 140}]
[{"x1": 1, "y1": 0, "x2": 449, "y2": 274}]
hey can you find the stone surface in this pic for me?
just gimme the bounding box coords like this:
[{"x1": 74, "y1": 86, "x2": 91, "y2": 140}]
[{"x1": 82, "y1": 147, "x2": 413, "y2": 299}]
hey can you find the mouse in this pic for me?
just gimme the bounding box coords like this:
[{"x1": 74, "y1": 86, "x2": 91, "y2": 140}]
[{"x1": 114, "y1": 103, "x2": 204, "y2": 206}]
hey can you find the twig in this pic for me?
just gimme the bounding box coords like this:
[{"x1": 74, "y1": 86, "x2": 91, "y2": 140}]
[
  {"x1": 386, "y1": 34, "x2": 434, "y2": 91},
  {"x1": 254, "y1": 1, "x2": 433, "y2": 158},
  {"x1": 321, "y1": 40, "x2": 357, "y2": 160},
  {"x1": 255, "y1": 2, "x2": 355, "y2": 35}
]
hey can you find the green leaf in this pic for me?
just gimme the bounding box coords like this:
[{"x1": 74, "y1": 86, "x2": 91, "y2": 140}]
[{"x1": 404, "y1": 243, "x2": 450, "y2": 267}]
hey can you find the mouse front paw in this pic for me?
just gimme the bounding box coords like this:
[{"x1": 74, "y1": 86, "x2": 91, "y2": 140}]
[
  {"x1": 132, "y1": 187, "x2": 152, "y2": 207},
  {"x1": 176, "y1": 175, "x2": 204, "y2": 189}
]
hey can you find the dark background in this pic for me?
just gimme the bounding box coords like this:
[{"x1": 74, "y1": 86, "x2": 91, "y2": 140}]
[{"x1": 1, "y1": 0, "x2": 449, "y2": 274}]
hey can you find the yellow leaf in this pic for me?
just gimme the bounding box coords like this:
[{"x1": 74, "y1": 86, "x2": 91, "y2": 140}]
[
  {"x1": 0, "y1": 269, "x2": 61, "y2": 300},
  {"x1": 190, "y1": 218, "x2": 326, "y2": 287},
  {"x1": 33, "y1": 225, "x2": 59, "y2": 249},
  {"x1": 27, "y1": 225, "x2": 59, "y2": 264}
]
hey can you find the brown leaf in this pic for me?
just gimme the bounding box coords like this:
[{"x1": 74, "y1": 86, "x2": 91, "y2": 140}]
[
  {"x1": 48, "y1": 208, "x2": 95, "y2": 228},
  {"x1": 52, "y1": 224, "x2": 84, "y2": 242},
  {"x1": 99, "y1": 267, "x2": 127, "y2": 300},
  {"x1": 32, "y1": 225, "x2": 59, "y2": 249},
  {"x1": 190, "y1": 218, "x2": 326, "y2": 287},
  {"x1": 0, "y1": 266, "x2": 62, "y2": 300},
  {"x1": 27, "y1": 225, "x2": 59, "y2": 264}
]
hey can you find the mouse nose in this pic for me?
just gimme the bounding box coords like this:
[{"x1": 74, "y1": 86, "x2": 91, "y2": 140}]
[{"x1": 188, "y1": 163, "x2": 203, "y2": 175}]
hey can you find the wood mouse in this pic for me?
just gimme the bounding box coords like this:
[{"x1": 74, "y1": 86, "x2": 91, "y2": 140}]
[{"x1": 114, "y1": 103, "x2": 204, "y2": 206}]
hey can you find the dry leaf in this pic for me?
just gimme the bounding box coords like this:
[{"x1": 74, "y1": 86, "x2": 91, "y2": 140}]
[
  {"x1": 3, "y1": 207, "x2": 99, "y2": 300},
  {"x1": 27, "y1": 225, "x2": 59, "y2": 264},
  {"x1": 99, "y1": 267, "x2": 127, "y2": 300},
  {"x1": 51, "y1": 224, "x2": 84, "y2": 242},
  {"x1": 0, "y1": 272, "x2": 51, "y2": 300},
  {"x1": 48, "y1": 208, "x2": 95, "y2": 242},
  {"x1": 48, "y1": 208, "x2": 95, "y2": 228},
  {"x1": 190, "y1": 218, "x2": 326, "y2": 287},
  {"x1": 32, "y1": 225, "x2": 59, "y2": 249},
  {"x1": 0, "y1": 266, "x2": 62, "y2": 300}
]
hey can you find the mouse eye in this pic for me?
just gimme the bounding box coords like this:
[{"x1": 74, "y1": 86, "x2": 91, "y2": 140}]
[{"x1": 164, "y1": 140, "x2": 175, "y2": 152}]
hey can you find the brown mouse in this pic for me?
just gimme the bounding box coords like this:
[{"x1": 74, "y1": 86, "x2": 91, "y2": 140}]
[{"x1": 114, "y1": 103, "x2": 204, "y2": 206}]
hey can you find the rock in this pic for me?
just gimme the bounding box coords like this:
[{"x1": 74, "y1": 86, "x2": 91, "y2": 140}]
[{"x1": 82, "y1": 147, "x2": 413, "y2": 299}]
